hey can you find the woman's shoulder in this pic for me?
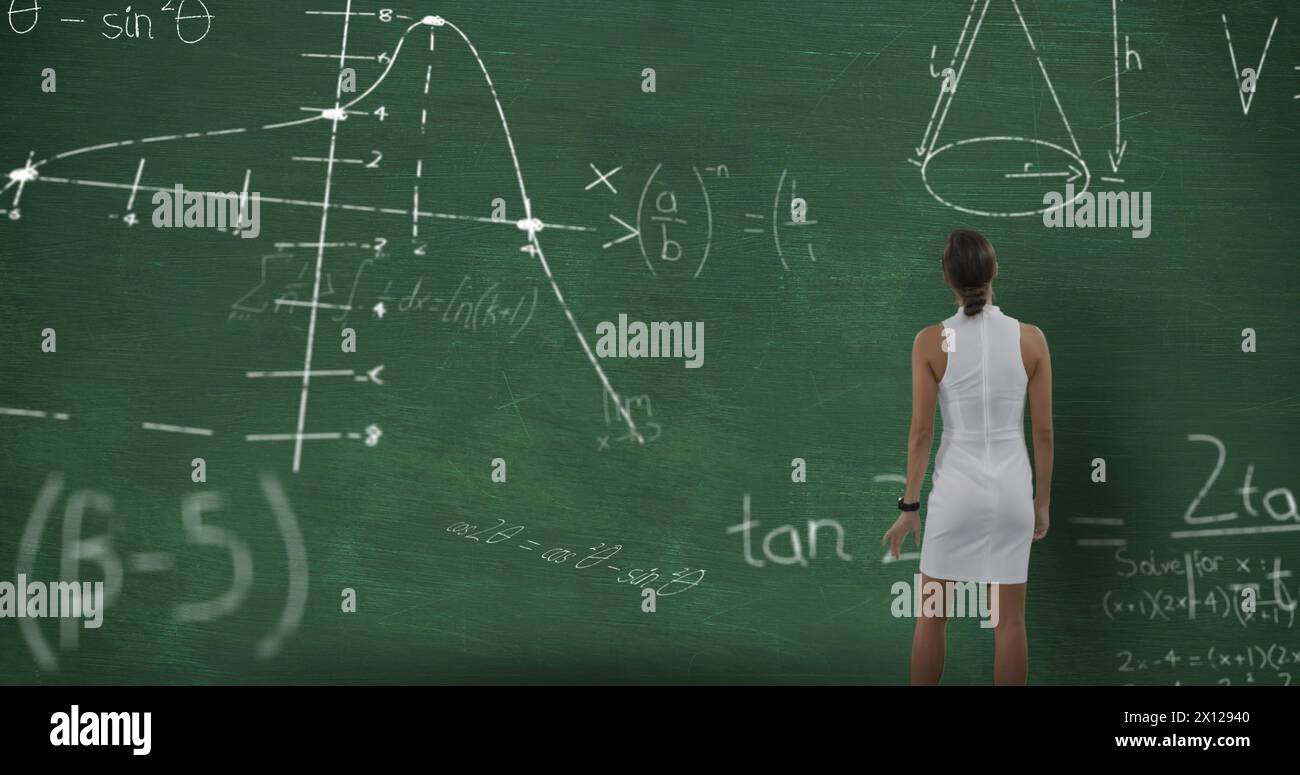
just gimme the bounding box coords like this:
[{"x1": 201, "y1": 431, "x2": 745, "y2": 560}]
[
  {"x1": 1017, "y1": 320, "x2": 1049, "y2": 367},
  {"x1": 912, "y1": 322, "x2": 947, "y2": 350},
  {"x1": 1017, "y1": 319, "x2": 1047, "y2": 344}
]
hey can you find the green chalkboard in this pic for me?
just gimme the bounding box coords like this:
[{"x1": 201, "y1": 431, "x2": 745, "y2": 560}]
[{"x1": 1, "y1": 0, "x2": 1297, "y2": 685}]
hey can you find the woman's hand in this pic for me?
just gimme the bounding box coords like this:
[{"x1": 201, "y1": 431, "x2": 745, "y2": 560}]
[
  {"x1": 882, "y1": 511, "x2": 921, "y2": 560},
  {"x1": 1033, "y1": 502, "x2": 1050, "y2": 541}
]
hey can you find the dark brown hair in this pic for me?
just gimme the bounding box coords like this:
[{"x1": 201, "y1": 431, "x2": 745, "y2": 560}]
[{"x1": 942, "y1": 229, "x2": 997, "y2": 316}]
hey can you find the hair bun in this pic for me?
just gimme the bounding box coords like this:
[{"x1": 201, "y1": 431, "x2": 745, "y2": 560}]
[
  {"x1": 942, "y1": 230, "x2": 997, "y2": 317},
  {"x1": 960, "y1": 285, "x2": 987, "y2": 315}
]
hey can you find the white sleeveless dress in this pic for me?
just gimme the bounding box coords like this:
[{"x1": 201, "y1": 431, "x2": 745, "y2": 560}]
[{"x1": 919, "y1": 304, "x2": 1035, "y2": 585}]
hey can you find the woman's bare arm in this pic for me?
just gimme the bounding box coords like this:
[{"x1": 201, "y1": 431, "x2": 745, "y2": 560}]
[
  {"x1": 904, "y1": 326, "x2": 942, "y2": 504},
  {"x1": 1023, "y1": 323, "x2": 1053, "y2": 540},
  {"x1": 884, "y1": 326, "x2": 942, "y2": 558}
]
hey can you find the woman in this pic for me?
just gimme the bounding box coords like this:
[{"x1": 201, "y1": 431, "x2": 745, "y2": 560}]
[{"x1": 882, "y1": 229, "x2": 1053, "y2": 685}]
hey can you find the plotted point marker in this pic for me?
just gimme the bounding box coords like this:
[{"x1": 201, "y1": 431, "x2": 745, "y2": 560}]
[{"x1": 423, "y1": 15, "x2": 445, "y2": 27}]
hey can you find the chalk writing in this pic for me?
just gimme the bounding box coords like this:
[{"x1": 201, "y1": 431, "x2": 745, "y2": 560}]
[
  {"x1": 1117, "y1": 642, "x2": 1296, "y2": 686},
  {"x1": 14, "y1": 472, "x2": 307, "y2": 671},
  {"x1": 6, "y1": 0, "x2": 215, "y2": 44},
  {"x1": 445, "y1": 519, "x2": 705, "y2": 597}
]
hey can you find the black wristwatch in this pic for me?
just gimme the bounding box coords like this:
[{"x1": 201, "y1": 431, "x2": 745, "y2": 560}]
[{"x1": 897, "y1": 497, "x2": 920, "y2": 512}]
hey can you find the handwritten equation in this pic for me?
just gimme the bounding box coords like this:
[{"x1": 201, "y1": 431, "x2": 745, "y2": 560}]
[
  {"x1": 593, "y1": 164, "x2": 823, "y2": 276},
  {"x1": 1105, "y1": 550, "x2": 1297, "y2": 629},
  {"x1": 6, "y1": 1, "x2": 215, "y2": 44},
  {"x1": 14, "y1": 472, "x2": 307, "y2": 671},
  {"x1": 231, "y1": 249, "x2": 539, "y2": 340},
  {"x1": 1117, "y1": 642, "x2": 1298, "y2": 686},
  {"x1": 444, "y1": 518, "x2": 705, "y2": 598}
]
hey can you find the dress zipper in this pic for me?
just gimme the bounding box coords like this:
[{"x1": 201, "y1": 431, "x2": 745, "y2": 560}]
[{"x1": 980, "y1": 311, "x2": 991, "y2": 465}]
